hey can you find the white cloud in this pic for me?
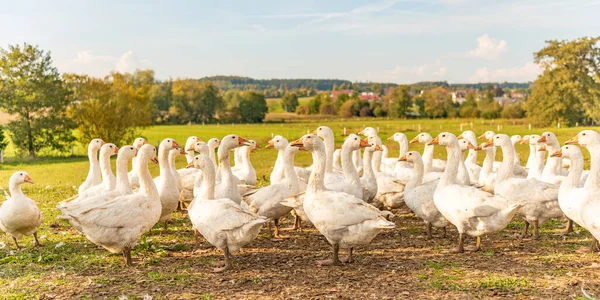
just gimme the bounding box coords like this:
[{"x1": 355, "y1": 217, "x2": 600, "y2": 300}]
[
  {"x1": 358, "y1": 63, "x2": 448, "y2": 83},
  {"x1": 62, "y1": 50, "x2": 151, "y2": 76},
  {"x1": 73, "y1": 51, "x2": 115, "y2": 64},
  {"x1": 469, "y1": 62, "x2": 541, "y2": 82},
  {"x1": 467, "y1": 34, "x2": 507, "y2": 59},
  {"x1": 115, "y1": 50, "x2": 150, "y2": 73}
]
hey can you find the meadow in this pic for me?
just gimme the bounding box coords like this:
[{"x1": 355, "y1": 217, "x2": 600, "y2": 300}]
[{"x1": 1, "y1": 117, "x2": 600, "y2": 299}]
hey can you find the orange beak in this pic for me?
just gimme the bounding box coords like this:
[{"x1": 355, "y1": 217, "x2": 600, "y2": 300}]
[
  {"x1": 538, "y1": 135, "x2": 547, "y2": 143},
  {"x1": 398, "y1": 154, "x2": 407, "y2": 161},
  {"x1": 386, "y1": 135, "x2": 394, "y2": 141},
  {"x1": 478, "y1": 134, "x2": 486, "y2": 140},
  {"x1": 255, "y1": 144, "x2": 262, "y2": 149},
  {"x1": 24, "y1": 175, "x2": 34, "y2": 184},
  {"x1": 374, "y1": 144, "x2": 383, "y2": 151},
  {"x1": 520, "y1": 137, "x2": 530, "y2": 144},
  {"x1": 290, "y1": 138, "x2": 304, "y2": 148},
  {"x1": 186, "y1": 161, "x2": 195, "y2": 169},
  {"x1": 311, "y1": 129, "x2": 318, "y2": 134},
  {"x1": 238, "y1": 136, "x2": 249, "y2": 146},
  {"x1": 456, "y1": 133, "x2": 464, "y2": 139},
  {"x1": 179, "y1": 148, "x2": 186, "y2": 154},
  {"x1": 114, "y1": 146, "x2": 119, "y2": 154},
  {"x1": 427, "y1": 136, "x2": 439, "y2": 146},
  {"x1": 100, "y1": 141, "x2": 106, "y2": 146},
  {"x1": 483, "y1": 139, "x2": 494, "y2": 148},
  {"x1": 358, "y1": 129, "x2": 365, "y2": 135},
  {"x1": 143, "y1": 140, "x2": 149, "y2": 145},
  {"x1": 565, "y1": 135, "x2": 579, "y2": 145},
  {"x1": 467, "y1": 142, "x2": 478, "y2": 150},
  {"x1": 359, "y1": 138, "x2": 370, "y2": 148},
  {"x1": 266, "y1": 140, "x2": 275, "y2": 149},
  {"x1": 151, "y1": 157, "x2": 159, "y2": 164},
  {"x1": 409, "y1": 136, "x2": 419, "y2": 144},
  {"x1": 538, "y1": 145, "x2": 547, "y2": 152},
  {"x1": 172, "y1": 140, "x2": 180, "y2": 148},
  {"x1": 474, "y1": 145, "x2": 483, "y2": 151},
  {"x1": 550, "y1": 149, "x2": 562, "y2": 157}
]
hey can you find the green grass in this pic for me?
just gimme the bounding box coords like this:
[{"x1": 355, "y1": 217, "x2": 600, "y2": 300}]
[{"x1": 266, "y1": 97, "x2": 313, "y2": 113}]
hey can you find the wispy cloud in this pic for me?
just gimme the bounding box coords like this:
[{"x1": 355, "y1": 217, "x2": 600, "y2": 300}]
[
  {"x1": 358, "y1": 63, "x2": 448, "y2": 83},
  {"x1": 62, "y1": 50, "x2": 150, "y2": 76},
  {"x1": 469, "y1": 62, "x2": 541, "y2": 83},
  {"x1": 467, "y1": 34, "x2": 508, "y2": 59}
]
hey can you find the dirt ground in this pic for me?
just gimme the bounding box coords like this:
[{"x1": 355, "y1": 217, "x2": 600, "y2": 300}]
[{"x1": 14, "y1": 206, "x2": 597, "y2": 300}]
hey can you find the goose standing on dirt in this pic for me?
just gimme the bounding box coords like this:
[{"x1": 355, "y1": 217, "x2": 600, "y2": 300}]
[
  {"x1": 290, "y1": 134, "x2": 395, "y2": 266},
  {"x1": 233, "y1": 140, "x2": 259, "y2": 186},
  {"x1": 77, "y1": 143, "x2": 119, "y2": 200},
  {"x1": 0, "y1": 172, "x2": 42, "y2": 249},
  {"x1": 539, "y1": 132, "x2": 566, "y2": 185},
  {"x1": 457, "y1": 131, "x2": 481, "y2": 184},
  {"x1": 216, "y1": 134, "x2": 251, "y2": 203},
  {"x1": 399, "y1": 151, "x2": 448, "y2": 239},
  {"x1": 360, "y1": 140, "x2": 380, "y2": 203},
  {"x1": 78, "y1": 138, "x2": 105, "y2": 194},
  {"x1": 128, "y1": 137, "x2": 147, "y2": 189},
  {"x1": 187, "y1": 154, "x2": 269, "y2": 272},
  {"x1": 430, "y1": 133, "x2": 521, "y2": 252},
  {"x1": 154, "y1": 138, "x2": 181, "y2": 228},
  {"x1": 58, "y1": 144, "x2": 161, "y2": 265},
  {"x1": 359, "y1": 127, "x2": 383, "y2": 173},
  {"x1": 409, "y1": 133, "x2": 446, "y2": 172}
]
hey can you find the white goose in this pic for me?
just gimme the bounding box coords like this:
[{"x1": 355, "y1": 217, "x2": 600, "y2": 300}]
[
  {"x1": 78, "y1": 138, "x2": 105, "y2": 194},
  {"x1": 207, "y1": 138, "x2": 221, "y2": 169},
  {"x1": 360, "y1": 140, "x2": 380, "y2": 203},
  {"x1": 380, "y1": 145, "x2": 397, "y2": 174},
  {"x1": 475, "y1": 142, "x2": 497, "y2": 193},
  {"x1": 187, "y1": 154, "x2": 269, "y2": 272},
  {"x1": 490, "y1": 134, "x2": 562, "y2": 238},
  {"x1": 553, "y1": 145, "x2": 598, "y2": 252},
  {"x1": 267, "y1": 136, "x2": 288, "y2": 184},
  {"x1": 243, "y1": 144, "x2": 301, "y2": 238},
  {"x1": 388, "y1": 132, "x2": 413, "y2": 181},
  {"x1": 324, "y1": 134, "x2": 365, "y2": 199},
  {"x1": 77, "y1": 143, "x2": 119, "y2": 200},
  {"x1": 457, "y1": 131, "x2": 481, "y2": 184},
  {"x1": 183, "y1": 136, "x2": 200, "y2": 164},
  {"x1": 232, "y1": 140, "x2": 259, "y2": 186},
  {"x1": 216, "y1": 134, "x2": 251, "y2": 203},
  {"x1": 290, "y1": 134, "x2": 395, "y2": 266},
  {"x1": 0, "y1": 172, "x2": 42, "y2": 249},
  {"x1": 179, "y1": 141, "x2": 210, "y2": 205},
  {"x1": 153, "y1": 138, "x2": 181, "y2": 228},
  {"x1": 314, "y1": 126, "x2": 344, "y2": 184},
  {"x1": 409, "y1": 133, "x2": 446, "y2": 172},
  {"x1": 525, "y1": 135, "x2": 545, "y2": 180},
  {"x1": 399, "y1": 151, "x2": 448, "y2": 239},
  {"x1": 431, "y1": 132, "x2": 520, "y2": 253},
  {"x1": 358, "y1": 127, "x2": 383, "y2": 173},
  {"x1": 169, "y1": 147, "x2": 185, "y2": 192},
  {"x1": 539, "y1": 132, "x2": 566, "y2": 185},
  {"x1": 457, "y1": 139, "x2": 475, "y2": 185},
  {"x1": 58, "y1": 144, "x2": 160, "y2": 265},
  {"x1": 127, "y1": 137, "x2": 148, "y2": 189},
  {"x1": 352, "y1": 149, "x2": 364, "y2": 177},
  {"x1": 333, "y1": 149, "x2": 343, "y2": 173}
]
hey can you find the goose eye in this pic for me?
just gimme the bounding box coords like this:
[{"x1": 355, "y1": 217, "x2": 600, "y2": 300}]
[
  {"x1": 232, "y1": 136, "x2": 235, "y2": 139},
  {"x1": 583, "y1": 133, "x2": 586, "y2": 136},
  {"x1": 319, "y1": 128, "x2": 322, "y2": 130},
  {"x1": 20, "y1": 173, "x2": 23, "y2": 176},
  {"x1": 130, "y1": 147, "x2": 134, "y2": 150},
  {"x1": 442, "y1": 134, "x2": 446, "y2": 137},
  {"x1": 354, "y1": 138, "x2": 357, "y2": 141}
]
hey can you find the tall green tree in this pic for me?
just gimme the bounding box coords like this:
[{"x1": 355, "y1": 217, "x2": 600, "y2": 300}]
[
  {"x1": 423, "y1": 87, "x2": 450, "y2": 118},
  {"x1": 0, "y1": 43, "x2": 75, "y2": 157},
  {"x1": 526, "y1": 37, "x2": 600, "y2": 126},
  {"x1": 386, "y1": 85, "x2": 412, "y2": 118},
  {"x1": 459, "y1": 91, "x2": 480, "y2": 118},
  {"x1": 0, "y1": 125, "x2": 8, "y2": 152},
  {"x1": 478, "y1": 89, "x2": 502, "y2": 119},
  {"x1": 307, "y1": 94, "x2": 322, "y2": 115},
  {"x1": 239, "y1": 91, "x2": 268, "y2": 123},
  {"x1": 281, "y1": 92, "x2": 299, "y2": 112},
  {"x1": 170, "y1": 80, "x2": 223, "y2": 124}
]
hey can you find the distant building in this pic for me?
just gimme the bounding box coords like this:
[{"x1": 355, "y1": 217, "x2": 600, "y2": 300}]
[
  {"x1": 358, "y1": 91, "x2": 380, "y2": 102},
  {"x1": 451, "y1": 89, "x2": 468, "y2": 105},
  {"x1": 331, "y1": 89, "x2": 354, "y2": 102}
]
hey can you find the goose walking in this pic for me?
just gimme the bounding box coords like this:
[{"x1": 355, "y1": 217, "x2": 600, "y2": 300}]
[{"x1": 0, "y1": 172, "x2": 42, "y2": 249}]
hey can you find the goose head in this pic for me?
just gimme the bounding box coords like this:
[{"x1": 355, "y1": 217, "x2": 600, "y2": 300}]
[
  {"x1": 159, "y1": 138, "x2": 180, "y2": 152},
  {"x1": 538, "y1": 132, "x2": 559, "y2": 147},
  {"x1": 184, "y1": 136, "x2": 200, "y2": 151},
  {"x1": 247, "y1": 140, "x2": 260, "y2": 152},
  {"x1": 207, "y1": 138, "x2": 220, "y2": 149},
  {"x1": 387, "y1": 132, "x2": 408, "y2": 143},
  {"x1": 358, "y1": 127, "x2": 378, "y2": 138},
  {"x1": 510, "y1": 135, "x2": 522, "y2": 146},
  {"x1": 398, "y1": 151, "x2": 422, "y2": 163},
  {"x1": 343, "y1": 134, "x2": 365, "y2": 151},
  {"x1": 551, "y1": 145, "x2": 582, "y2": 159},
  {"x1": 10, "y1": 171, "x2": 34, "y2": 186},
  {"x1": 313, "y1": 126, "x2": 334, "y2": 140},
  {"x1": 170, "y1": 148, "x2": 185, "y2": 160},
  {"x1": 363, "y1": 139, "x2": 382, "y2": 153},
  {"x1": 188, "y1": 141, "x2": 209, "y2": 155},
  {"x1": 88, "y1": 138, "x2": 105, "y2": 152},
  {"x1": 527, "y1": 134, "x2": 542, "y2": 146},
  {"x1": 478, "y1": 131, "x2": 495, "y2": 140},
  {"x1": 429, "y1": 132, "x2": 459, "y2": 148},
  {"x1": 118, "y1": 145, "x2": 138, "y2": 161},
  {"x1": 266, "y1": 135, "x2": 288, "y2": 150},
  {"x1": 410, "y1": 132, "x2": 433, "y2": 144},
  {"x1": 566, "y1": 130, "x2": 600, "y2": 147},
  {"x1": 290, "y1": 134, "x2": 322, "y2": 152},
  {"x1": 133, "y1": 137, "x2": 148, "y2": 150},
  {"x1": 139, "y1": 144, "x2": 159, "y2": 164},
  {"x1": 491, "y1": 134, "x2": 512, "y2": 148},
  {"x1": 221, "y1": 134, "x2": 250, "y2": 152},
  {"x1": 458, "y1": 139, "x2": 477, "y2": 152},
  {"x1": 520, "y1": 135, "x2": 531, "y2": 144},
  {"x1": 100, "y1": 143, "x2": 119, "y2": 157},
  {"x1": 186, "y1": 154, "x2": 214, "y2": 171},
  {"x1": 457, "y1": 131, "x2": 477, "y2": 144}
]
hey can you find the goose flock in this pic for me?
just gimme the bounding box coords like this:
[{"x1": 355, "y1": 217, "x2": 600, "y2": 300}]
[{"x1": 2, "y1": 127, "x2": 600, "y2": 272}]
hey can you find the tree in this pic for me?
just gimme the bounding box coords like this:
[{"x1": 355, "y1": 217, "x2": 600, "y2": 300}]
[
  {"x1": 307, "y1": 94, "x2": 322, "y2": 114},
  {"x1": 239, "y1": 91, "x2": 268, "y2": 123},
  {"x1": 64, "y1": 71, "x2": 153, "y2": 145},
  {"x1": 459, "y1": 91, "x2": 480, "y2": 118},
  {"x1": 170, "y1": 80, "x2": 223, "y2": 124},
  {"x1": 501, "y1": 101, "x2": 526, "y2": 119},
  {"x1": 478, "y1": 89, "x2": 502, "y2": 119},
  {"x1": 339, "y1": 100, "x2": 357, "y2": 117},
  {"x1": 281, "y1": 92, "x2": 299, "y2": 112},
  {"x1": 386, "y1": 85, "x2": 412, "y2": 118},
  {"x1": 0, "y1": 125, "x2": 8, "y2": 151},
  {"x1": 319, "y1": 94, "x2": 335, "y2": 115},
  {"x1": 526, "y1": 37, "x2": 600, "y2": 126},
  {"x1": 0, "y1": 43, "x2": 75, "y2": 157},
  {"x1": 423, "y1": 87, "x2": 450, "y2": 118}
]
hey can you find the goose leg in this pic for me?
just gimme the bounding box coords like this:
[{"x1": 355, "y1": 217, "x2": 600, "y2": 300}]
[
  {"x1": 273, "y1": 219, "x2": 289, "y2": 239},
  {"x1": 317, "y1": 243, "x2": 342, "y2": 266},
  {"x1": 163, "y1": 220, "x2": 169, "y2": 232},
  {"x1": 425, "y1": 223, "x2": 433, "y2": 239},
  {"x1": 522, "y1": 221, "x2": 530, "y2": 237},
  {"x1": 33, "y1": 232, "x2": 43, "y2": 247},
  {"x1": 213, "y1": 245, "x2": 232, "y2": 273},
  {"x1": 12, "y1": 237, "x2": 21, "y2": 250},
  {"x1": 532, "y1": 220, "x2": 539, "y2": 239},
  {"x1": 441, "y1": 227, "x2": 447, "y2": 238},
  {"x1": 451, "y1": 233, "x2": 464, "y2": 253},
  {"x1": 591, "y1": 237, "x2": 599, "y2": 253},
  {"x1": 563, "y1": 218, "x2": 574, "y2": 235},
  {"x1": 122, "y1": 247, "x2": 133, "y2": 266},
  {"x1": 341, "y1": 247, "x2": 354, "y2": 263},
  {"x1": 194, "y1": 229, "x2": 201, "y2": 246},
  {"x1": 292, "y1": 214, "x2": 301, "y2": 231}
]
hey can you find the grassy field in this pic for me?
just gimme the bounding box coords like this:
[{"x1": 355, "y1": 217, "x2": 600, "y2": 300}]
[
  {"x1": 1, "y1": 118, "x2": 600, "y2": 298},
  {"x1": 266, "y1": 97, "x2": 312, "y2": 113}
]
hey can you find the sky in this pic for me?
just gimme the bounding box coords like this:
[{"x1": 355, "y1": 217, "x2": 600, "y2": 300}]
[{"x1": 1, "y1": 0, "x2": 599, "y2": 84}]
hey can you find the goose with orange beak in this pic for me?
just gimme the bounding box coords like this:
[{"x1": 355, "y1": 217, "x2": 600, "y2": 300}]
[
  {"x1": 78, "y1": 138, "x2": 105, "y2": 195},
  {"x1": 288, "y1": 134, "x2": 395, "y2": 266},
  {"x1": 360, "y1": 139, "x2": 381, "y2": 203},
  {"x1": 128, "y1": 137, "x2": 149, "y2": 189},
  {"x1": 0, "y1": 171, "x2": 42, "y2": 250},
  {"x1": 214, "y1": 134, "x2": 251, "y2": 204},
  {"x1": 538, "y1": 132, "x2": 566, "y2": 185},
  {"x1": 233, "y1": 140, "x2": 259, "y2": 186},
  {"x1": 410, "y1": 132, "x2": 446, "y2": 173},
  {"x1": 151, "y1": 138, "x2": 182, "y2": 229}
]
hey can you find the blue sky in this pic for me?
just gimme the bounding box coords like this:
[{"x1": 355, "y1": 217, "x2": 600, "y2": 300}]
[{"x1": 1, "y1": 0, "x2": 599, "y2": 83}]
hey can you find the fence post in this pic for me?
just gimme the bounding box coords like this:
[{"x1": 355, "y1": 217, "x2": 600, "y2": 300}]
[
  {"x1": 557, "y1": 122, "x2": 561, "y2": 129},
  {"x1": 0, "y1": 150, "x2": 3, "y2": 164},
  {"x1": 528, "y1": 123, "x2": 531, "y2": 130},
  {"x1": 343, "y1": 127, "x2": 347, "y2": 136}
]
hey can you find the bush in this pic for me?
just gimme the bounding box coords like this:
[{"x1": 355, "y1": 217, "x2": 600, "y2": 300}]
[
  {"x1": 359, "y1": 106, "x2": 373, "y2": 117},
  {"x1": 296, "y1": 105, "x2": 309, "y2": 115},
  {"x1": 501, "y1": 102, "x2": 526, "y2": 119},
  {"x1": 339, "y1": 100, "x2": 357, "y2": 117}
]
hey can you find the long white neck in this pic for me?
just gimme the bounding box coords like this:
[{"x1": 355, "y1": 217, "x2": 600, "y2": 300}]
[
  {"x1": 372, "y1": 136, "x2": 383, "y2": 172},
  {"x1": 341, "y1": 145, "x2": 360, "y2": 185},
  {"x1": 137, "y1": 155, "x2": 159, "y2": 199},
  {"x1": 525, "y1": 144, "x2": 536, "y2": 169},
  {"x1": 585, "y1": 144, "x2": 600, "y2": 190},
  {"x1": 241, "y1": 147, "x2": 253, "y2": 169},
  {"x1": 562, "y1": 153, "x2": 583, "y2": 192},
  {"x1": 333, "y1": 149, "x2": 342, "y2": 170},
  {"x1": 362, "y1": 149, "x2": 376, "y2": 182},
  {"x1": 200, "y1": 162, "x2": 216, "y2": 200},
  {"x1": 406, "y1": 157, "x2": 424, "y2": 192},
  {"x1": 496, "y1": 143, "x2": 515, "y2": 183},
  {"x1": 99, "y1": 153, "x2": 115, "y2": 190},
  {"x1": 307, "y1": 146, "x2": 327, "y2": 194},
  {"x1": 168, "y1": 151, "x2": 178, "y2": 173},
  {"x1": 512, "y1": 143, "x2": 522, "y2": 165},
  {"x1": 398, "y1": 139, "x2": 408, "y2": 157},
  {"x1": 466, "y1": 148, "x2": 478, "y2": 165},
  {"x1": 542, "y1": 142, "x2": 561, "y2": 177},
  {"x1": 131, "y1": 156, "x2": 137, "y2": 173},
  {"x1": 437, "y1": 141, "x2": 462, "y2": 191},
  {"x1": 185, "y1": 150, "x2": 195, "y2": 164},
  {"x1": 115, "y1": 155, "x2": 133, "y2": 194},
  {"x1": 282, "y1": 147, "x2": 299, "y2": 192},
  {"x1": 528, "y1": 149, "x2": 545, "y2": 179},
  {"x1": 457, "y1": 150, "x2": 470, "y2": 185},
  {"x1": 218, "y1": 145, "x2": 235, "y2": 184},
  {"x1": 422, "y1": 144, "x2": 435, "y2": 173},
  {"x1": 209, "y1": 147, "x2": 217, "y2": 167},
  {"x1": 158, "y1": 145, "x2": 174, "y2": 183},
  {"x1": 86, "y1": 147, "x2": 101, "y2": 183},
  {"x1": 480, "y1": 149, "x2": 495, "y2": 182},
  {"x1": 8, "y1": 181, "x2": 24, "y2": 199},
  {"x1": 271, "y1": 146, "x2": 286, "y2": 182},
  {"x1": 324, "y1": 134, "x2": 334, "y2": 172},
  {"x1": 352, "y1": 149, "x2": 362, "y2": 168}
]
